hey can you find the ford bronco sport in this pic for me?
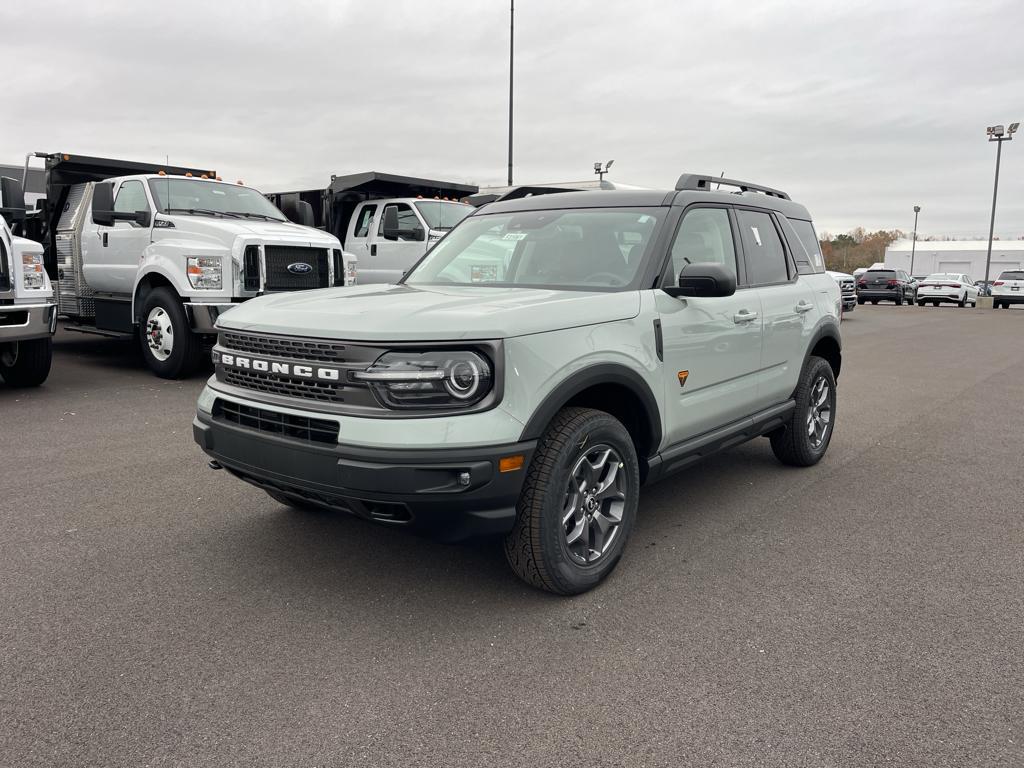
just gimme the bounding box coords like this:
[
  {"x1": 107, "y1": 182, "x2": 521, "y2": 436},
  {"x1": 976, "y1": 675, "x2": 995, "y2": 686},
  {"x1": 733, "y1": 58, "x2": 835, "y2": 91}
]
[{"x1": 193, "y1": 174, "x2": 842, "y2": 594}]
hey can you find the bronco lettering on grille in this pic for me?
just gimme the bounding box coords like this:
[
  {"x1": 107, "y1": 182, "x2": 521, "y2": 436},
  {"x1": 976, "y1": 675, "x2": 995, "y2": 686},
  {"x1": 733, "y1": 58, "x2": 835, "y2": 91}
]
[{"x1": 215, "y1": 352, "x2": 342, "y2": 382}]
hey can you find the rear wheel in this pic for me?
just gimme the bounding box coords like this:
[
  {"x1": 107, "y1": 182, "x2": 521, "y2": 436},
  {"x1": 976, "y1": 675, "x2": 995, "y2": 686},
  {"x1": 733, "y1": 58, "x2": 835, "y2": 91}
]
[
  {"x1": 871, "y1": 300, "x2": 879, "y2": 305},
  {"x1": 0, "y1": 337, "x2": 53, "y2": 387},
  {"x1": 894, "y1": 292, "x2": 904, "y2": 306},
  {"x1": 504, "y1": 407, "x2": 640, "y2": 595},
  {"x1": 770, "y1": 356, "x2": 837, "y2": 467},
  {"x1": 857, "y1": 298, "x2": 865, "y2": 305},
  {"x1": 917, "y1": 300, "x2": 925, "y2": 307},
  {"x1": 138, "y1": 287, "x2": 202, "y2": 379}
]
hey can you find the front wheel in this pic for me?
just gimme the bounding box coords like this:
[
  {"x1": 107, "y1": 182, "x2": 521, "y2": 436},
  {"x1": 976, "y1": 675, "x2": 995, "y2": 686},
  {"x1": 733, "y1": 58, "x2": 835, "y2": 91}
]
[
  {"x1": 770, "y1": 356, "x2": 837, "y2": 467},
  {"x1": 0, "y1": 337, "x2": 53, "y2": 387},
  {"x1": 958, "y1": 294, "x2": 966, "y2": 308},
  {"x1": 504, "y1": 407, "x2": 640, "y2": 595},
  {"x1": 138, "y1": 287, "x2": 202, "y2": 379}
]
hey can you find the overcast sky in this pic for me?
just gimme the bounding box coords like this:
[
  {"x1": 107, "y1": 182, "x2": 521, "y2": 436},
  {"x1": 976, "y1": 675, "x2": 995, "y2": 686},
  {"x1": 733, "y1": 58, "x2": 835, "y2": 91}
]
[{"x1": 2, "y1": 0, "x2": 1022, "y2": 238}]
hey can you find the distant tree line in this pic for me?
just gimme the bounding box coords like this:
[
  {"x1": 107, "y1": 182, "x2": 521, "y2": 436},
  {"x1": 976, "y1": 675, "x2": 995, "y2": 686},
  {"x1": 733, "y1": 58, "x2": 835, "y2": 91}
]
[{"x1": 818, "y1": 228, "x2": 903, "y2": 272}]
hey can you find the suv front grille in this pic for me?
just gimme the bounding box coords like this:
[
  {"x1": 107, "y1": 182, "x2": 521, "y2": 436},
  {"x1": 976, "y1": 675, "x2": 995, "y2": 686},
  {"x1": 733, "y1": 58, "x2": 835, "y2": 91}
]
[
  {"x1": 223, "y1": 368, "x2": 348, "y2": 404},
  {"x1": 263, "y1": 246, "x2": 329, "y2": 291},
  {"x1": 220, "y1": 331, "x2": 352, "y2": 362},
  {"x1": 213, "y1": 399, "x2": 338, "y2": 444}
]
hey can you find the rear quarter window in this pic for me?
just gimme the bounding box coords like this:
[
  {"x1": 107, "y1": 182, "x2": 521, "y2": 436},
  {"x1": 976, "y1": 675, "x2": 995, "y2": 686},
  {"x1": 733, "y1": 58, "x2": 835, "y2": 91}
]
[{"x1": 787, "y1": 218, "x2": 825, "y2": 274}]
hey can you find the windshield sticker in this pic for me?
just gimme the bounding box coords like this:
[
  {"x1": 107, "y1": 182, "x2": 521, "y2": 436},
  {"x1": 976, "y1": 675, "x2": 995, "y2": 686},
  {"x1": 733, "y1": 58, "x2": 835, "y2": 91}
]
[
  {"x1": 502, "y1": 232, "x2": 528, "y2": 241},
  {"x1": 471, "y1": 264, "x2": 499, "y2": 283},
  {"x1": 750, "y1": 226, "x2": 762, "y2": 247}
]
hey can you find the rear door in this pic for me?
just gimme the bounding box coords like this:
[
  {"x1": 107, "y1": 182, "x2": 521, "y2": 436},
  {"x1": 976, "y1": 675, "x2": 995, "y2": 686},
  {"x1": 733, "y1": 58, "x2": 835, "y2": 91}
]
[
  {"x1": 656, "y1": 205, "x2": 764, "y2": 444},
  {"x1": 735, "y1": 208, "x2": 816, "y2": 409}
]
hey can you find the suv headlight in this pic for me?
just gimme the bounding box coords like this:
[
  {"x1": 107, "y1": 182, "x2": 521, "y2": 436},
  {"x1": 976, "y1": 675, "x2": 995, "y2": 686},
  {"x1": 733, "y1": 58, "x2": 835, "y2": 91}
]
[
  {"x1": 353, "y1": 350, "x2": 492, "y2": 409},
  {"x1": 21, "y1": 252, "x2": 45, "y2": 289},
  {"x1": 187, "y1": 256, "x2": 223, "y2": 289}
]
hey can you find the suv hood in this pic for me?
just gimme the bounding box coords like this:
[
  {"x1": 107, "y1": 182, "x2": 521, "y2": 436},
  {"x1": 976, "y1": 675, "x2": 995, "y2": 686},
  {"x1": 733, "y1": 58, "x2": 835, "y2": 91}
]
[{"x1": 216, "y1": 284, "x2": 641, "y2": 341}]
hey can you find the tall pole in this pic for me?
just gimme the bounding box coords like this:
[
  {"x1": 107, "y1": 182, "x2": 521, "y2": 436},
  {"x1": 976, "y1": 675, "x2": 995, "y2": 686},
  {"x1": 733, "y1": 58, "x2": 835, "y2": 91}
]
[
  {"x1": 507, "y1": 0, "x2": 514, "y2": 186},
  {"x1": 983, "y1": 138, "x2": 1003, "y2": 287},
  {"x1": 910, "y1": 205, "x2": 920, "y2": 275}
]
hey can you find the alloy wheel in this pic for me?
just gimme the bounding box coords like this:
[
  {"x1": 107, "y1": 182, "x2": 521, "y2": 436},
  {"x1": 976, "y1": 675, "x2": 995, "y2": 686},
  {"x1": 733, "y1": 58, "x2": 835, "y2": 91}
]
[
  {"x1": 561, "y1": 444, "x2": 628, "y2": 565},
  {"x1": 806, "y1": 376, "x2": 832, "y2": 449},
  {"x1": 145, "y1": 307, "x2": 174, "y2": 361}
]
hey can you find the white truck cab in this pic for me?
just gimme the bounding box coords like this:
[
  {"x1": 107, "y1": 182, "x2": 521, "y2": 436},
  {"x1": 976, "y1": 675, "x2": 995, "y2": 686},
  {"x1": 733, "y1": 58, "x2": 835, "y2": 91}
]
[
  {"x1": 268, "y1": 172, "x2": 476, "y2": 284},
  {"x1": 0, "y1": 177, "x2": 56, "y2": 387},
  {"x1": 29, "y1": 152, "x2": 356, "y2": 379}
]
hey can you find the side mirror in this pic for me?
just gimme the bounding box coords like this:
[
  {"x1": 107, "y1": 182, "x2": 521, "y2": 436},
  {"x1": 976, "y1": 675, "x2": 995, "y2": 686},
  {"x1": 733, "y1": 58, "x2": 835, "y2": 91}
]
[
  {"x1": 664, "y1": 262, "x2": 737, "y2": 298},
  {"x1": 0, "y1": 176, "x2": 26, "y2": 217},
  {"x1": 91, "y1": 182, "x2": 116, "y2": 226},
  {"x1": 381, "y1": 206, "x2": 400, "y2": 240},
  {"x1": 279, "y1": 198, "x2": 315, "y2": 228},
  {"x1": 409, "y1": 226, "x2": 425, "y2": 242}
]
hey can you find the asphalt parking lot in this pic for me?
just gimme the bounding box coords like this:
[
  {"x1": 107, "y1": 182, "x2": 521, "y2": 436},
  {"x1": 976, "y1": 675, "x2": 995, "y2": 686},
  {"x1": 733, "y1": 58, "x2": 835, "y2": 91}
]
[{"x1": 2, "y1": 305, "x2": 1023, "y2": 768}]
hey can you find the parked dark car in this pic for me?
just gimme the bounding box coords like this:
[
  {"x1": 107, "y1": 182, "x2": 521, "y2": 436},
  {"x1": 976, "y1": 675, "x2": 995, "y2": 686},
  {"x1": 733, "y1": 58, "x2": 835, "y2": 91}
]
[{"x1": 857, "y1": 268, "x2": 917, "y2": 305}]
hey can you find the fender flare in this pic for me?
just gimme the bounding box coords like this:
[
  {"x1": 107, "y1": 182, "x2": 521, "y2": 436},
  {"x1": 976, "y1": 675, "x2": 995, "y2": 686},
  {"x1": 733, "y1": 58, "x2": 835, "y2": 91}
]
[
  {"x1": 803, "y1": 317, "x2": 842, "y2": 378},
  {"x1": 519, "y1": 363, "x2": 663, "y2": 456},
  {"x1": 131, "y1": 265, "x2": 185, "y2": 322}
]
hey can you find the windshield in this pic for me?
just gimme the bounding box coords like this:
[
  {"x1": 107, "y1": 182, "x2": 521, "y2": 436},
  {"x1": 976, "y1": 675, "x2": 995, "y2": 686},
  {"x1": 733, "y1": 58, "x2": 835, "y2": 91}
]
[
  {"x1": 404, "y1": 208, "x2": 661, "y2": 291},
  {"x1": 414, "y1": 201, "x2": 472, "y2": 230},
  {"x1": 147, "y1": 178, "x2": 286, "y2": 221}
]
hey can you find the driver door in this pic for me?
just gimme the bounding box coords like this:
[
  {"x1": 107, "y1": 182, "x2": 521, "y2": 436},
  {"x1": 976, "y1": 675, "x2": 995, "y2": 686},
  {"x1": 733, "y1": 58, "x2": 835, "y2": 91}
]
[
  {"x1": 84, "y1": 179, "x2": 153, "y2": 295},
  {"x1": 371, "y1": 202, "x2": 426, "y2": 284},
  {"x1": 656, "y1": 206, "x2": 764, "y2": 445}
]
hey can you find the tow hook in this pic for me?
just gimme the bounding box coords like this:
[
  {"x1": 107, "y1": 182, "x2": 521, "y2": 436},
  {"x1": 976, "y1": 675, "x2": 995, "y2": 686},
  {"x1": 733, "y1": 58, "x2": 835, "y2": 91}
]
[{"x1": 208, "y1": 460, "x2": 223, "y2": 470}]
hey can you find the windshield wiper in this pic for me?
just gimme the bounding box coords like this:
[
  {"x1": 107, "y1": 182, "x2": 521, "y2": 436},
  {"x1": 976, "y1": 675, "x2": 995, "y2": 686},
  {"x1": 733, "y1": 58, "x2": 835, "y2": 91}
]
[
  {"x1": 227, "y1": 211, "x2": 286, "y2": 222},
  {"x1": 163, "y1": 207, "x2": 243, "y2": 219}
]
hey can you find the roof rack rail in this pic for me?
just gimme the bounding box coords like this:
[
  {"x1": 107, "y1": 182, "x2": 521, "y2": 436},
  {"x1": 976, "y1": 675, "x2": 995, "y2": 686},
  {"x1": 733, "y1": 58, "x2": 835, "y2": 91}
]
[{"x1": 675, "y1": 174, "x2": 790, "y2": 200}]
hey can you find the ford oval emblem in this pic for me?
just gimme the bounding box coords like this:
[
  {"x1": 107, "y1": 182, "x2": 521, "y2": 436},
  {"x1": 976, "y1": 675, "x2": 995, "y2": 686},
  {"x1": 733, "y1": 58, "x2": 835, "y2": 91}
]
[{"x1": 286, "y1": 262, "x2": 313, "y2": 275}]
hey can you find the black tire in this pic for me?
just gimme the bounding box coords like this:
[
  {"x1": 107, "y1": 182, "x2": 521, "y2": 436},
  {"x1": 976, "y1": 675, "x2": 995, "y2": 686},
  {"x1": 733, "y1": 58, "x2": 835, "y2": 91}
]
[
  {"x1": 917, "y1": 300, "x2": 925, "y2": 307},
  {"x1": 857, "y1": 297, "x2": 864, "y2": 305},
  {"x1": 957, "y1": 294, "x2": 966, "y2": 308},
  {"x1": 504, "y1": 407, "x2": 640, "y2": 595},
  {"x1": 871, "y1": 300, "x2": 879, "y2": 305},
  {"x1": 894, "y1": 292, "x2": 903, "y2": 306},
  {"x1": 0, "y1": 337, "x2": 53, "y2": 387},
  {"x1": 138, "y1": 287, "x2": 202, "y2": 379},
  {"x1": 770, "y1": 356, "x2": 837, "y2": 467}
]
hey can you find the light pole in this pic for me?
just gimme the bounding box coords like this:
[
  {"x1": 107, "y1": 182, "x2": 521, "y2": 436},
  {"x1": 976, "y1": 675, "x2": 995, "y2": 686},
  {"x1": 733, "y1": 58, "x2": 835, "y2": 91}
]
[
  {"x1": 983, "y1": 122, "x2": 1019, "y2": 288},
  {"x1": 507, "y1": 0, "x2": 514, "y2": 186},
  {"x1": 910, "y1": 205, "x2": 920, "y2": 276}
]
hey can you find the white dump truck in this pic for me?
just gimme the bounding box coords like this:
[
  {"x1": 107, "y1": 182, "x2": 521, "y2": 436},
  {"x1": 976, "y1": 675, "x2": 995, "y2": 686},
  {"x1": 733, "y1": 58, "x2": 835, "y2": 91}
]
[
  {"x1": 268, "y1": 172, "x2": 476, "y2": 284},
  {"x1": 27, "y1": 152, "x2": 356, "y2": 379},
  {"x1": 0, "y1": 176, "x2": 56, "y2": 387}
]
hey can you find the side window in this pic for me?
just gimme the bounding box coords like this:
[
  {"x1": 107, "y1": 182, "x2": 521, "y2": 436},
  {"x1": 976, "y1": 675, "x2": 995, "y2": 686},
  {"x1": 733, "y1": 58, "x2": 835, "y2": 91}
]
[
  {"x1": 113, "y1": 181, "x2": 150, "y2": 216},
  {"x1": 666, "y1": 207, "x2": 737, "y2": 285},
  {"x1": 787, "y1": 218, "x2": 824, "y2": 273},
  {"x1": 737, "y1": 210, "x2": 789, "y2": 285},
  {"x1": 353, "y1": 205, "x2": 376, "y2": 238},
  {"x1": 379, "y1": 203, "x2": 423, "y2": 241}
]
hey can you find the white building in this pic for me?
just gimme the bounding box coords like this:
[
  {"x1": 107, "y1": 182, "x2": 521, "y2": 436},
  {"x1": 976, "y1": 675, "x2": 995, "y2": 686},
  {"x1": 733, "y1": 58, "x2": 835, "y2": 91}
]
[{"x1": 885, "y1": 239, "x2": 1024, "y2": 281}]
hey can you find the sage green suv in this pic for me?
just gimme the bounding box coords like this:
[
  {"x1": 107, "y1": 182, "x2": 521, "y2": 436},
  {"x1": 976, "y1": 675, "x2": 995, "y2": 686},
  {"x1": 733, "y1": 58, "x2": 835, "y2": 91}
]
[{"x1": 194, "y1": 174, "x2": 842, "y2": 594}]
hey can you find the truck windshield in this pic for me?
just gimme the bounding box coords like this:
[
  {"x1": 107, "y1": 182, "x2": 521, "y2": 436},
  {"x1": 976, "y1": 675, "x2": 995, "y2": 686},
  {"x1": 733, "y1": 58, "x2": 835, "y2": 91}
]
[
  {"x1": 414, "y1": 201, "x2": 472, "y2": 230},
  {"x1": 148, "y1": 179, "x2": 286, "y2": 221},
  {"x1": 404, "y1": 208, "x2": 660, "y2": 291}
]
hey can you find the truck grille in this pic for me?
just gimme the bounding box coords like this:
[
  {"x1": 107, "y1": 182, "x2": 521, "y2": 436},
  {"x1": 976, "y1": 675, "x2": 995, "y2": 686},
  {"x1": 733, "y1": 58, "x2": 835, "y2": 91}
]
[
  {"x1": 0, "y1": 237, "x2": 9, "y2": 292},
  {"x1": 213, "y1": 399, "x2": 338, "y2": 444},
  {"x1": 263, "y1": 246, "x2": 329, "y2": 291},
  {"x1": 215, "y1": 331, "x2": 383, "y2": 409}
]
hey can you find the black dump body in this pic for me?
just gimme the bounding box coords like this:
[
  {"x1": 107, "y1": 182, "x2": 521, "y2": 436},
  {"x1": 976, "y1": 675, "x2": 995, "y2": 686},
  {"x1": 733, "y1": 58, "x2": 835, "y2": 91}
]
[
  {"x1": 28, "y1": 152, "x2": 216, "y2": 278},
  {"x1": 267, "y1": 171, "x2": 478, "y2": 245}
]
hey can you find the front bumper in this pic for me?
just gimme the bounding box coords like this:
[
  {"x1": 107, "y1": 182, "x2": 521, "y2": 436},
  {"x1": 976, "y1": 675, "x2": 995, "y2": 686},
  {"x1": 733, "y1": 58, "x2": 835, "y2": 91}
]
[
  {"x1": 841, "y1": 293, "x2": 856, "y2": 310},
  {"x1": 193, "y1": 409, "x2": 536, "y2": 540},
  {"x1": 0, "y1": 300, "x2": 58, "y2": 342}
]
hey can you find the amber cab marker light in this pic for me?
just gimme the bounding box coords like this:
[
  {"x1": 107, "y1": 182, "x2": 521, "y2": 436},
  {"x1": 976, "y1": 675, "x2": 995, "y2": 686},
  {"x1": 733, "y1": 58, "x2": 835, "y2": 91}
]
[
  {"x1": 499, "y1": 455, "x2": 525, "y2": 473},
  {"x1": 677, "y1": 370, "x2": 689, "y2": 387}
]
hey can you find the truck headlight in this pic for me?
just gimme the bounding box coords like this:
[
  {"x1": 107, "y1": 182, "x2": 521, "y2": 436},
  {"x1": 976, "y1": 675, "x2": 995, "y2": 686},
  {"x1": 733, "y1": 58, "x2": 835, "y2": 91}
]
[
  {"x1": 21, "y1": 252, "x2": 45, "y2": 289},
  {"x1": 352, "y1": 350, "x2": 492, "y2": 409},
  {"x1": 187, "y1": 256, "x2": 223, "y2": 290}
]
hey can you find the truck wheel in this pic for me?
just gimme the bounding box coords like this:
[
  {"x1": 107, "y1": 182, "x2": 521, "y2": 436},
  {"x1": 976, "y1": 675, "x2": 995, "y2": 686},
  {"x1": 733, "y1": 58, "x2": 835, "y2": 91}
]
[
  {"x1": 770, "y1": 356, "x2": 836, "y2": 467},
  {"x1": 0, "y1": 337, "x2": 53, "y2": 387},
  {"x1": 504, "y1": 407, "x2": 640, "y2": 595},
  {"x1": 138, "y1": 287, "x2": 202, "y2": 379}
]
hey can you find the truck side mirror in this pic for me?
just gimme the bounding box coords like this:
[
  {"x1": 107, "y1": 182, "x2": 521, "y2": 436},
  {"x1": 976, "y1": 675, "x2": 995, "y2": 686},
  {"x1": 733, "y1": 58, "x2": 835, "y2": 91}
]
[
  {"x1": 0, "y1": 176, "x2": 26, "y2": 217},
  {"x1": 381, "y1": 206, "x2": 400, "y2": 240},
  {"x1": 409, "y1": 226, "x2": 425, "y2": 242},
  {"x1": 279, "y1": 198, "x2": 315, "y2": 228},
  {"x1": 663, "y1": 262, "x2": 737, "y2": 298},
  {"x1": 92, "y1": 182, "x2": 116, "y2": 226}
]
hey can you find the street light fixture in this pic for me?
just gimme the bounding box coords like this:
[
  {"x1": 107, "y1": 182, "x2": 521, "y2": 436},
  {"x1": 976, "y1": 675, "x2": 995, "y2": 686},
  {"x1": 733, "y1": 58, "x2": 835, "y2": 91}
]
[
  {"x1": 910, "y1": 205, "x2": 921, "y2": 276},
  {"x1": 594, "y1": 160, "x2": 614, "y2": 182},
  {"x1": 983, "y1": 121, "x2": 1018, "y2": 289}
]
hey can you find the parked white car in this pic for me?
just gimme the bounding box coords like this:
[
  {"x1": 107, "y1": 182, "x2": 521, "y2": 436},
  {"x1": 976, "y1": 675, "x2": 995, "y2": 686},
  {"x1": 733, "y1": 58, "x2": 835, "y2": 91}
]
[
  {"x1": 992, "y1": 270, "x2": 1024, "y2": 309},
  {"x1": 915, "y1": 273, "x2": 978, "y2": 307}
]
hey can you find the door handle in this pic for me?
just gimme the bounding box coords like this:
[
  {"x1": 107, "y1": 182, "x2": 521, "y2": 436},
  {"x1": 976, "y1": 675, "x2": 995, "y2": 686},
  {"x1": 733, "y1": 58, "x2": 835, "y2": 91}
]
[
  {"x1": 733, "y1": 310, "x2": 758, "y2": 324},
  {"x1": 795, "y1": 300, "x2": 813, "y2": 313},
  {"x1": 370, "y1": 244, "x2": 377, "y2": 256},
  {"x1": 102, "y1": 232, "x2": 108, "y2": 247}
]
